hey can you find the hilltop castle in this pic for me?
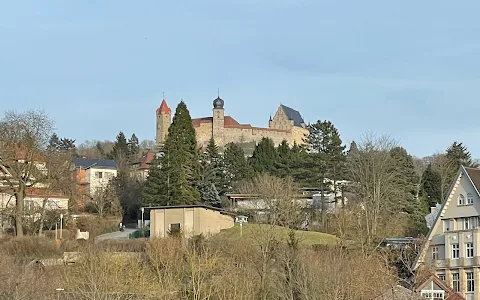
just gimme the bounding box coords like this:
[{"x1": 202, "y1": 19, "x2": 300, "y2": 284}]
[{"x1": 155, "y1": 96, "x2": 309, "y2": 149}]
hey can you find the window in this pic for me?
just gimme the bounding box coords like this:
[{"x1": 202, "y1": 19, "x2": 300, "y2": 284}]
[
  {"x1": 168, "y1": 223, "x2": 181, "y2": 236},
  {"x1": 95, "y1": 171, "x2": 103, "y2": 179},
  {"x1": 459, "y1": 194, "x2": 465, "y2": 205},
  {"x1": 452, "y1": 244, "x2": 459, "y2": 259},
  {"x1": 465, "y1": 217, "x2": 470, "y2": 229},
  {"x1": 467, "y1": 271, "x2": 475, "y2": 292},
  {"x1": 467, "y1": 193, "x2": 474, "y2": 205},
  {"x1": 452, "y1": 273, "x2": 460, "y2": 292},
  {"x1": 444, "y1": 220, "x2": 450, "y2": 232},
  {"x1": 438, "y1": 274, "x2": 445, "y2": 281},
  {"x1": 421, "y1": 291, "x2": 445, "y2": 300},
  {"x1": 466, "y1": 242, "x2": 474, "y2": 258},
  {"x1": 432, "y1": 246, "x2": 439, "y2": 260}
]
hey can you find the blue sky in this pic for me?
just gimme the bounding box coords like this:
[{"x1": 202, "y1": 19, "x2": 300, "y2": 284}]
[{"x1": 1, "y1": 1, "x2": 480, "y2": 158}]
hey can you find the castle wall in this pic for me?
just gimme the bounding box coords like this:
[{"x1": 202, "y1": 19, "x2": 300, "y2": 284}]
[
  {"x1": 291, "y1": 126, "x2": 309, "y2": 145},
  {"x1": 195, "y1": 122, "x2": 213, "y2": 148},
  {"x1": 223, "y1": 127, "x2": 290, "y2": 147}
]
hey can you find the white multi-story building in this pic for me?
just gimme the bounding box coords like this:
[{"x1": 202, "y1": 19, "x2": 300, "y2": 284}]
[
  {"x1": 416, "y1": 166, "x2": 480, "y2": 300},
  {"x1": 73, "y1": 158, "x2": 117, "y2": 197}
]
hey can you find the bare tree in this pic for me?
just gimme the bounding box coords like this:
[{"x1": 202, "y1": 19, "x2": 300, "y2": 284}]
[
  {"x1": 346, "y1": 133, "x2": 399, "y2": 246},
  {"x1": 238, "y1": 174, "x2": 302, "y2": 300},
  {"x1": 0, "y1": 110, "x2": 53, "y2": 237},
  {"x1": 432, "y1": 153, "x2": 457, "y2": 202}
]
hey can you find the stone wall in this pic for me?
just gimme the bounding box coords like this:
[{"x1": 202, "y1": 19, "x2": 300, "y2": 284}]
[
  {"x1": 291, "y1": 126, "x2": 309, "y2": 145},
  {"x1": 269, "y1": 107, "x2": 294, "y2": 131}
]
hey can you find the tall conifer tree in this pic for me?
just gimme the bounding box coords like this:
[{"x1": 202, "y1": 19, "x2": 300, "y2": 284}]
[{"x1": 250, "y1": 137, "x2": 279, "y2": 174}]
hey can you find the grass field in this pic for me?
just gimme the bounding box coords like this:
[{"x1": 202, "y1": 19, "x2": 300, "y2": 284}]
[{"x1": 217, "y1": 223, "x2": 340, "y2": 246}]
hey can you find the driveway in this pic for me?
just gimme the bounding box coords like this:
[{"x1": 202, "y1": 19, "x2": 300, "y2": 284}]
[{"x1": 94, "y1": 228, "x2": 137, "y2": 243}]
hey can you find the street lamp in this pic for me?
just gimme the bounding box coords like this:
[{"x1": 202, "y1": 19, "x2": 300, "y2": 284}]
[{"x1": 60, "y1": 213, "x2": 63, "y2": 240}]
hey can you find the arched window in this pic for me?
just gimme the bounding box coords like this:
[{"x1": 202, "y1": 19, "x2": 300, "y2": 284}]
[
  {"x1": 458, "y1": 194, "x2": 465, "y2": 205},
  {"x1": 467, "y1": 193, "x2": 474, "y2": 205}
]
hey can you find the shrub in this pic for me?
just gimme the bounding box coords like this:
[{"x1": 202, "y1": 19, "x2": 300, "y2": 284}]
[{"x1": 0, "y1": 237, "x2": 61, "y2": 259}]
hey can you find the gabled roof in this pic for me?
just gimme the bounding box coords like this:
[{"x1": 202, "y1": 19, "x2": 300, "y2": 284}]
[
  {"x1": 73, "y1": 158, "x2": 117, "y2": 170},
  {"x1": 464, "y1": 167, "x2": 480, "y2": 192},
  {"x1": 414, "y1": 166, "x2": 480, "y2": 269},
  {"x1": 280, "y1": 105, "x2": 305, "y2": 127},
  {"x1": 373, "y1": 285, "x2": 425, "y2": 300},
  {"x1": 134, "y1": 151, "x2": 155, "y2": 170},
  {"x1": 415, "y1": 273, "x2": 465, "y2": 300}
]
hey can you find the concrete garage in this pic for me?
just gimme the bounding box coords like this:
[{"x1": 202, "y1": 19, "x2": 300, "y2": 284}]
[{"x1": 147, "y1": 205, "x2": 235, "y2": 238}]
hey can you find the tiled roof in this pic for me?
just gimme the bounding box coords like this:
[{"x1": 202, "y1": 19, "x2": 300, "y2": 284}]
[
  {"x1": 136, "y1": 151, "x2": 155, "y2": 170},
  {"x1": 465, "y1": 167, "x2": 480, "y2": 192},
  {"x1": 191, "y1": 116, "x2": 290, "y2": 133},
  {"x1": 73, "y1": 158, "x2": 117, "y2": 169},
  {"x1": 25, "y1": 188, "x2": 69, "y2": 199},
  {"x1": 156, "y1": 99, "x2": 171, "y2": 115},
  {"x1": 280, "y1": 105, "x2": 305, "y2": 127}
]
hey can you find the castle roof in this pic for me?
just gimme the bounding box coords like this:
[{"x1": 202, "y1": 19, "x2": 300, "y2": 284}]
[
  {"x1": 191, "y1": 116, "x2": 289, "y2": 133},
  {"x1": 156, "y1": 99, "x2": 171, "y2": 115},
  {"x1": 280, "y1": 105, "x2": 305, "y2": 127}
]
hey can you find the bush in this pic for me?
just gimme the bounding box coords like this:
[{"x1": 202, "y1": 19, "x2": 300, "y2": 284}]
[
  {"x1": 0, "y1": 237, "x2": 62, "y2": 259},
  {"x1": 76, "y1": 216, "x2": 120, "y2": 238}
]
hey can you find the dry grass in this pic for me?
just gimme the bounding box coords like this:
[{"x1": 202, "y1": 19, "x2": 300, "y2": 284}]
[
  {"x1": 218, "y1": 223, "x2": 341, "y2": 246},
  {"x1": 0, "y1": 233, "x2": 399, "y2": 300}
]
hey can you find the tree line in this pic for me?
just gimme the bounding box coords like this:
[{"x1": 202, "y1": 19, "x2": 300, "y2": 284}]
[{"x1": 0, "y1": 105, "x2": 476, "y2": 241}]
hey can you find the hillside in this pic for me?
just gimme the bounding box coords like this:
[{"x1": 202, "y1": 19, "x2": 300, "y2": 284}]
[{"x1": 217, "y1": 223, "x2": 340, "y2": 246}]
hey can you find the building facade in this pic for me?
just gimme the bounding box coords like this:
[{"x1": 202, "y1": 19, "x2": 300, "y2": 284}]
[
  {"x1": 415, "y1": 166, "x2": 480, "y2": 300},
  {"x1": 73, "y1": 158, "x2": 117, "y2": 198},
  {"x1": 155, "y1": 96, "x2": 309, "y2": 148},
  {"x1": 148, "y1": 205, "x2": 234, "y2": 238}
]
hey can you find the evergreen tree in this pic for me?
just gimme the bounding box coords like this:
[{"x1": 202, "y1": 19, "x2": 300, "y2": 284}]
[
  {"x1": 127, "y1": 133, "x2": 140, "y2": 162},
  {"x1": 47, "y1": 133, "x2": 60, "y2": 151},
  {"x1": 161, "y1": 101, "x2": 200, "y2": 204},
  {"x1": 420, "y1": 163, "x2": 442, "y2": 208},
  {"x1": 111, "y1": 131, "x2": 129, "y2": 169},
  {"x1": 47, "y1": 133, "x2": 76, "y2": 153},
  {"x1": 142, "y1": 156, "x2": 167, "y2": 206},
  {"x1": 288, "y1": 142, "x2": 311, "y2": 186},
  {"x1": 305, "y1": 120, "x2": 346, "y2": 230},
  {"x1": 223, "y1": 142, "x2": 253, "y2": 188},
  {"x1": 305, "y1": 120, "x2": 346, "y2": 190},
  {"x1": 446, "y1": 141, "x2": 475, "y2": 168},
  {"x1": 200, "y1": 138, "x2": 228, "y2": 195},
  {"x1": 199, "y1": 182, "x2": 221, "y2": 208},
  {"x1": 250, "y1": 137, "x2": 279, "y2": 174},
  {"x1": 389, "y1": 147, "x2": 427, "y2": 236},
  {"x1": 275, "y1": 140, "x2": 292, "y2": 178}
]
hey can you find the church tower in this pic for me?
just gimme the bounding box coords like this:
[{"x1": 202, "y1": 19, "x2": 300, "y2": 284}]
[
  {"x1": 156, "y1": 98, "x2": 171, "y2": 148},
  {"x1": 212, "y1": 95, "x2": 225, "y2": 146}
]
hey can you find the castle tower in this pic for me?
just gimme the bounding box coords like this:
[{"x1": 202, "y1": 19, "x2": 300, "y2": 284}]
[
  {"x1": 212, "y1": 95, "x2": 225, "y2": 146},
  {"x1": 156, "y1": 98, "x2": 171, "y2": 148}
]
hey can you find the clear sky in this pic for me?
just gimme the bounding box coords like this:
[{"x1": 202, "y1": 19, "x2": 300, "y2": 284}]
[{"x1": 1, "y1": 1, "x2": 480, "y2": 158}]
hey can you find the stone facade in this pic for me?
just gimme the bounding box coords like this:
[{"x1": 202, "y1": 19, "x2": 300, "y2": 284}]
[{"x1": 155, "y1": 96, "x2": 309, "y2": 149}]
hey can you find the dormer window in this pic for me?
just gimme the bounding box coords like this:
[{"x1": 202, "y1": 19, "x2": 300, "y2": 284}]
[
  {"x1": 467, "y1": 193, "x2": 474, "y2": 205},
  {"x1": 459, "y1": 194, "x2": 465, "y2": 205}
]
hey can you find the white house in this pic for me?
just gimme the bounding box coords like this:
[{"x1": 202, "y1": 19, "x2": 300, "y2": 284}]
[
  {"x1": 73, "y1": 158, "x2": 117, "y2": 197},
  {"x1": 415, "y1": 166, "x2": 480, "y2": 300}
]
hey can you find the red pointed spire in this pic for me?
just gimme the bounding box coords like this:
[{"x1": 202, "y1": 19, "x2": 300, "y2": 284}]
[{"x1": 156, "y1": 98, "x2": 171, "y2": 115}]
